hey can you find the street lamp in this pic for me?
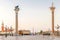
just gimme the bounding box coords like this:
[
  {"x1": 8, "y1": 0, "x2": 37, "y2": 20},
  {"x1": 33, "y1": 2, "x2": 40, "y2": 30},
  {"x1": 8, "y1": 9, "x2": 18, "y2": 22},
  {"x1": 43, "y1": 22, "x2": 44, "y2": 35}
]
[
  {"x1": 10, "y1": 26, "x2": 13, "y2": 36},
  {"x1": 55, "y1": 24, "x2": 60, "y2": 36},
  {"x1": 5, "y1": 25, "x2": 7, "y2": 37}
]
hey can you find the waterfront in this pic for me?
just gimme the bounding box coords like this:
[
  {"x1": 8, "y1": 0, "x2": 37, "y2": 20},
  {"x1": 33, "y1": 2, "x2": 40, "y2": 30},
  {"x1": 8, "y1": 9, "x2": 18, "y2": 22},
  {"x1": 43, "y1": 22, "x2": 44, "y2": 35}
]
[{"x1": 0, "y1": 35, "x2": 60, "y2": 40}]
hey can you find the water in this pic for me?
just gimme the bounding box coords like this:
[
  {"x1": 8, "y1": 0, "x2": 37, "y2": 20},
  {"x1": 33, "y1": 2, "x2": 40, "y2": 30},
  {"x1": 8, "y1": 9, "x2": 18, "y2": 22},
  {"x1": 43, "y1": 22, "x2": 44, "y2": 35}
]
[{"x1": 0, "y1": 35, "x2": 60, "y2": 40}]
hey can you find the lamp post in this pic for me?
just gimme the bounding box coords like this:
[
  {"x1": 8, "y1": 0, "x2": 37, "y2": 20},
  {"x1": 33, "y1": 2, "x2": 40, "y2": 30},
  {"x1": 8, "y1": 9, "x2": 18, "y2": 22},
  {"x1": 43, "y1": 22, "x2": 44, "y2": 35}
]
[
  {"x1": 5, "y1": 25, "x2": 7, "y2": 37},
  {"x1": 55, "y1": 24, "x2": 60, "y2": 36},
  {"x1": 14, "y1": 6, "x2": 19, "y2": 35}
]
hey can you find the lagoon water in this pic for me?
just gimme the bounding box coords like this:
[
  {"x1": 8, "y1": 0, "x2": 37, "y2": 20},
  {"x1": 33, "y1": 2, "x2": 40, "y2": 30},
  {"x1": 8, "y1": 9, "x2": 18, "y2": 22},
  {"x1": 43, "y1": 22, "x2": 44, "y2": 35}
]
[{"x1": 0, "y1": 35, "x2": 60, "y2": 40}]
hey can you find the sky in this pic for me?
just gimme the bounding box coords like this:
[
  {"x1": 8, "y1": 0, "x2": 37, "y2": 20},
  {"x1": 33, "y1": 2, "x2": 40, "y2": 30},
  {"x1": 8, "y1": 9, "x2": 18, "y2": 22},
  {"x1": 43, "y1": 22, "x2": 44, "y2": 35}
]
[{"x1": 0, "y1": 0, "x2": 60, "y2": 32}]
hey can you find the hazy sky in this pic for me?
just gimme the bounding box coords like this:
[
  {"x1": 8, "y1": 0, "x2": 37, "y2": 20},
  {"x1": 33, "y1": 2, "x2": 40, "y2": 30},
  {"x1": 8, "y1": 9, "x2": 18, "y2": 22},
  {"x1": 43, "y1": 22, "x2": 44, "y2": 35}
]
[{"x1": 0, "y1": 0, "x2": 60, "y2": 32}]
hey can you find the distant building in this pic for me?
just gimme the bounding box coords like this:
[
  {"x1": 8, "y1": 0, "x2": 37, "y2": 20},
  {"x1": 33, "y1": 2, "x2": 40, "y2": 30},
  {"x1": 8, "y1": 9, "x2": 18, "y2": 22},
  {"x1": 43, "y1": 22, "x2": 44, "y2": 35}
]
[
  {"x1": 1, "y1": 22, "x2": 14, "y2": 34},
  {"x1": 18, "y1": 30, "x2": 31, "y2": 35}
]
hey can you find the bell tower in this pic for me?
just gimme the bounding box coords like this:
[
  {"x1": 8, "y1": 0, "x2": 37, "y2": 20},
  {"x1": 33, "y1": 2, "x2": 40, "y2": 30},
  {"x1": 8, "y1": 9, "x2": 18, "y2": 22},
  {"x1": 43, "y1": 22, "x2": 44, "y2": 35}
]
[{"x1": 1, "y1": 21, "x2": 4, "y2": 32}]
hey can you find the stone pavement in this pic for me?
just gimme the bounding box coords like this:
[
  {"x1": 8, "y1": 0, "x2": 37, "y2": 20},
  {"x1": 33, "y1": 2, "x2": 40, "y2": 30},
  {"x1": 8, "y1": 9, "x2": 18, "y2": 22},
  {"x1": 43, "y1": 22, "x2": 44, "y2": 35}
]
[{"x1": 0, "y1": 35, "x2": 60, "y2": 40}]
